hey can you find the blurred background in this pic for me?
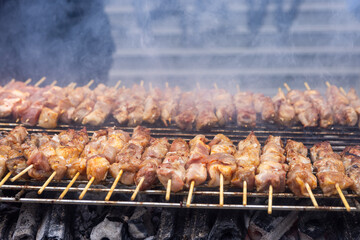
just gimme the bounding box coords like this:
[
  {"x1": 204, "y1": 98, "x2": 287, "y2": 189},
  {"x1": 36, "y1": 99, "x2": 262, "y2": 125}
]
[{"x1": 0, "y1": 0, "x2": 360, "y2": 95}]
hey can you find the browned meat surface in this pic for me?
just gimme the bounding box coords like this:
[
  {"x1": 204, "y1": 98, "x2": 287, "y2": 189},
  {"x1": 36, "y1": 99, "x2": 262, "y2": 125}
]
[
  {"x1": 304, "y1": 89, "x2": 333, "y2": 128},
  {"x1": 234, "y1": 92, "x2": 256, "y2": 127},
  {"x1": 212, "y1": 89, "x2": 235, "y2": 126},
  {"x1": 143, "y1": 88, "x2": 162, "y2": 124},
  {"x1": 310, "y1": 141, "x2": 353, "y2": 196},
  {"x1": 175, "y1": 92, "x2": 197, "y2": 130},
  {"x1": 272, "y1": 88, "x2": 296, "y2": 126},
  {"x1": 160, "y1": 86, "x2": 181, "y2": 126},
  {"x1": 341, "y1": 146, "x2": 360, "y2": 194},
  {"x1": 195, "y1": 90, "x2": 218, "y2": 130},
  {"x1": 231, "y1": 132, "x2": 261, "y2": 190},
  {"x1": 255, "y1": 136, "x2": 288, "y2": 192},
  {"x1": 128, "y1": 84, "x2": 147, "y2": 127},
  {"x1": 253, "y1": 93, "x2": 276, "y2": 122},
  {"x1": 157, "y1": 138, "x2": 189, "y2": 192},
  {"x1": 285, "y1": 140, "x2": 317, "y2": 197}
]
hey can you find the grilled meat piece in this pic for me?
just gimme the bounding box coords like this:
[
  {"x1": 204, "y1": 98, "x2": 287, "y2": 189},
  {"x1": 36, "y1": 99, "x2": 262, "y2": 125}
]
[
  {"x1": 255, "y1": 136, "x2": 288, "y2": 192},
  {"x1": 175, "y1": 92, "x2": 197, "y2": 130},
  {"x1": 231, "y1": 132, "x2": 261, "y2": 190},
  {"x1": 213, "y1": 89, "x2": 235, "y2": 126},
  {"x1": 304, "y1": 89, "x2": 333, "y2": 128},
  {"x1": 341, "y1": 146, "x2": 360, "y2": 194},
  {"x1": 287, "y1": 90, "x2": 319, "y2": 127},
  {"x1": 253, "y1": 93, "x2": 276, "y2": 122},
  {"x1": 157, "y1": 138, "x2": 189, "y2": 192},
  {"x1": 160, "y1": 86, "x2": 181, "y2": 126},
  {"x1": 234, "y1": 92, "x2": 256, "y2": 127},
  {"x1": 272, "y1": 88, "x2": 296, "y2": 126},
  {"x1": 143, "y1": 88, "x2": 162, "y2": 124},
  {"x1": 86, "y1": 155, "x2": 110, "y2": 183},
  {"x1": 310, "y1": 141, "x2": 353, "y2": 196}
]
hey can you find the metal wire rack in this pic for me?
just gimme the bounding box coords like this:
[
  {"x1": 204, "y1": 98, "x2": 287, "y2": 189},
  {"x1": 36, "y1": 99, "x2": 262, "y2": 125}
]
[{"x1": 1, "y1": 118, "x2": 360, "y2": 212}]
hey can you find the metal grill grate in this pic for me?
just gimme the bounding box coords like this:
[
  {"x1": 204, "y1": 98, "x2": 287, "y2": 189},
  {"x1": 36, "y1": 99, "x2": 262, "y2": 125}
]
[{"x1": 1, "y1": 118, "x2": 360, "y2": 212}]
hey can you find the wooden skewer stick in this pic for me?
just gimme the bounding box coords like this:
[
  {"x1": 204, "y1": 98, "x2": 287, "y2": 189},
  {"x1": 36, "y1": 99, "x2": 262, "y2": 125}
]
[
  {"x1": 38, "y1": 171, "x2": 56, "y2": 195},
  {"x1": 0, "y1": 171, "x2": 13, "y2": 187},
  {"x1": 79, "y1": 176, "x2": 95, "y2": 200},
  {"x1": 283, "y1": 83, "x2": 291, "y2": 92},
  {"x1": 340, "y1": 87, "x2": 347, "y2": 96},
  {"x1": 105, "y1": 169, "x2": 123, "y2": 201},
  {"x1": 336, "y1": 183, "x2": 351, "y2": 212},
  {"x1": 305, "y1": 182, "x2": 318, "y2": 208},
  {"x1": 24, "y1": 78, "x2": 32, "y2": 85},
  {"x1": 50, "y1": 80, "x2": 57, "y2": 87},
  {"x1": 268, "y1": 185, "x2": 273, "y2": 214},
  {"x1": 35, "y1": 77, "x2": 46, "y2": 87},
  {"x1": 140, "y1": 80, "x2": 144, "y2": 87},
  {"x1": 15, "y1": 118, "x2": 20, "y2": 123},
  {"x1": 131, "y1": 177, "x2": 145, "y2": 200},
  {"x1": 219, "y1": 173, "x2": 224, "y2": 207},
  {"x1": 213, "y1": 83, "x2": 218, "y2": 89},
  {"x1": 11, "y1": 165, "x2": 33, "y2": 182},
  {"x1": 86, "y1": 79, "x2": 94, "y2": 88},
  {"x1": 5, "y1": 79, "x2": 15, "y2": 89},
  {"x1": 165, "y1": 179, "x2": 171, "y2": 201},
  {"x1": 59, "y1": 172, "x2": 80, "y2": 199},
  {"x1": 165, "y1": 82, "x2": 169, "y2": 88},
  {"x1": 186, "y1": 180, "x2": 195, "y2": 207},
  {"x1": 326, "y1": 81, "x2": 331, "y2": 88},
  {"x1": 304, "y1": 82, "x2": 311, "y2": 91},
  {"x1": 114, "y1": 80, "x2": 121, "y2": 89},
  {"x1": 243, "y1": 181, "x2": 247, "y2": 206}
]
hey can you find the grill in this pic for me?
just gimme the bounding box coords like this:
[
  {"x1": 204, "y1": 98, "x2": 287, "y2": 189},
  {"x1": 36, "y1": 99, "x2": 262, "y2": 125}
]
[{"x1": 1, "y1": 118, "x2": 360, "y2": 212}]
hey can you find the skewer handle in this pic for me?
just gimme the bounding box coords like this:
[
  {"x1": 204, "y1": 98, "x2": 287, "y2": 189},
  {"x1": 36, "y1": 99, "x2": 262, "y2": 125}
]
[
  {"x1": 38, "y1": 171, "x2": 56, "y2": 195},
  {"x1": 283, "y1": 83, "x2": 291, "y2": 91},
  {"x1": 219, "y1": 173, "x2": 224, "y2": 207},
  {"x1": 268, "y1": 185, "x2": 273, "y2": 214},
  {"x1": 0, "y1": 171, "x2": 13, "y2": 187},
  {"x1": 131, "y1": 177, "x2": 145, "y2": 201},
  {"x1": 340, "y1": 87, "x2": 347, "y2": 96},
  {"x1": 79, "y1": 176, "x2": 95, "y2": 200},
  {"x1": 59, "y1": 172, "x2": 80, "y2": 199},
  {"x1": 50, "y1": 80, "x2": 57, "y2": 87},
  {"x1": 114, "y1": 80, "x2": 121, "y2": 89},
  {"x1": 325, "y1": 81, "x2": 331, "y2": 88},
  {"x1": 243, "y1": 181, "x2": 247, "y2": 206},
  {"x1": 105, "y1": 169, "x2": 123, "y2": 201},
  {"x1": 305, "y1": 182, "x2": 318, "y2": 208},
  {"x1": 304, "y1": 82, "x2": 311, "y2": 91},
  {"x1": 186, "y1": 180, "x2": 195, "y2": 207},
  {"x1": 336, "y1": 183, "x2": 351, "y2": 212},
  {"x1": 11, "y1": 165, "x2": 33, "y2": 182},
  {"x1": 34, "y1": 77, "x2": 46, "y2": 87},
  {"x1": 165, "y1": 179, "x2": 171, "y2": 201},
  {"x1": 86, "y1": 79, "x2": 94, "y2": 88},
  {"x1": 24, "y1": 78, "x2": 32, "y2": 85}
]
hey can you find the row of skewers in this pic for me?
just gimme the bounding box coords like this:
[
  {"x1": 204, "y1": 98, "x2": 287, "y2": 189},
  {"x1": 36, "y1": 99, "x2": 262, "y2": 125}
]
[
  {"x1": 1, "y1": 78, "x2": 360, "y2": 130},
  {"x1": 0, "y1": 125, "x2": 358, "y2": 213}
]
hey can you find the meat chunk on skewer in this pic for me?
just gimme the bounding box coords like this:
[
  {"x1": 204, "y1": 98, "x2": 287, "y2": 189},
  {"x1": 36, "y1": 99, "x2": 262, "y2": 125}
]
[
  {"x1": 253, "y1": 93, "x2": 276, "y2": 122},
  {"x1": 194, "y1": 90, "x2": 218, "y2": 130},
  {"x1": 341, "y1": 146, "x2": 360, "y2": 194},
  {"x1": 285, "y1": 140, "x2": 317, "y2": 196},
  {"x1": 234, "y1": 92, "x2": 256, "y2": 127},
  {"x1": 143, "y1": 87, "x2": 162, "y2": 124},
  {"x1": 255, "y1": 136, "x2": 288, "y2": 192},
  {"x1": 310, "y1": 142, "x2": 353, "y2": 196},
  {"x1": 175, "y1": 92, "x2": 197, "y2": 130},
  {"x1": 185, "y1": 135, "x2": 210, "y2": 187},
  {"x1": 212, "y1": 89, "x2": 235, "y2": 126},
  {"x1": 157, "y1": 139, "x2": 189, "y2": 192},
  {"x1": 207, "y1": 134, "x2": 237, "y2": 187},
  {"x1": 231, "y1": 132, "x2": 261, "y2": 190},
  {"x1": 272, "y1": 88, "x2": 296, "y2": 126},
  {"x1": 160, "y1": 86, "x2": 181, "y2": 126},
  {"x1": 304, "y1": 89, "x2": 333, "y2": 128}
]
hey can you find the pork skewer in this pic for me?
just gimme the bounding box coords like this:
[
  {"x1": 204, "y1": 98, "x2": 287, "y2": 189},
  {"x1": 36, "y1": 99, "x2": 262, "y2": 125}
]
[
  {"x1": 231, "y1": 132, "x2": 261, "y2": 206},
  {"x1": 160, "y1": 82, "x2": 181, "y2": 126},
  {"x1": 255, "y1": 136, "x2": 288, "y2": 214},
  {"x1": 131, "y1": 137, "x2": 170, "y2": 200},
  {"x1": 310, "y1": 141, "x2": 353, "y2": 211},
  {"x1": 175, "y1": 92, "x2": 197, "y2": 130},
  {"x1": 304, "y1": 82, "x2": 333, "y2": 128},
  {"x1": 207, "y1": 134, "x2": 237, "y2": 206},
  {"x1": 341, "y1": 146, "x2": 360, "y2": 195},
  {"x1": 272, "y1": 88, "x2": 296, "y2": 126},
  {"x1": 285, "y1": 140, "x2": 318, "y2": 207},
  {"x1": 157, "y1": 138, "x2": 190, "y2": 200},
  {"x1": 234, "y1": 85, "x2": 256, "y2": 127},
  {"x1": 284, "y1": 83, "x2": 319, "y2": 127},
  {"x1": 252, "y1": 93, "x2": 276, "y2": 123},
  {"x1": 212, "y1": 84, "x2": 235, "y2": 126},
  {"x1": 142, "y1": 83, "x2": 161, "y2": 124},
  {"x1": 185, "y1": 135, "x2": 210, "y2": 207}
]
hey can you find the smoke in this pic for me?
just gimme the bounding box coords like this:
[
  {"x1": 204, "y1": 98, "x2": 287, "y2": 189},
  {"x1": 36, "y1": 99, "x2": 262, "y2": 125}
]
[{"x1": 0, "y1": 0, "x2": 115, "y2": 86}]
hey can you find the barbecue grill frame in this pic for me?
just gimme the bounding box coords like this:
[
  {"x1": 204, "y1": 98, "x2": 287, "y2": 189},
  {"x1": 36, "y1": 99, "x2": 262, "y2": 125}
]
[{"x1": 1, "y1": 119, "x2": 360, "y2": 212}]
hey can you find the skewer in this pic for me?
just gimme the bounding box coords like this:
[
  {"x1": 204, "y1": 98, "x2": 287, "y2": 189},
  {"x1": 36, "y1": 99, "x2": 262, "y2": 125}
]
[
  {"x1": 243, "y1": 181, "x2": 247, "y2": 206},
  {"x1": 24, "y1": 78, "x2": 32, "y2": 85},
  {"x1": 59, "y1": 172, "x2": 80, "y2": 199},
  {"x1": 326, "y1": 81, "x2": 331, "y2": 88},
  {"x1": 34, "y1": 77, "x2": 46, "y2": 87},
  {"x1": 10, "y1": 165, "x2": 33, "y2": 182},
  {"x1": 340, "y1": 87, "x2": 347, "y2": 96},
  {"x1": 165, "y1": 179, "x2": 171, "y2": 201},
  {"x1": 131, "y1": 177, "x2": 144, "y2": 200},
  {"x1": 219, "y1": 173, "x2": 224, "y2": 207},
  {"x1": 38, "y1": 171, "x2": 56, "y2": 195},
  {"x1": 140, "y1": 80, "x2": 144, "y2": 87},
  {"x1": 283, "y1": 83, "x2": 291, "y2": 92},
  {"x1": 105, "y1": 169, "x2": 123, "y2": 201},
  {"x1": 50, "y1": 80, "x2": 57, "y2": 87},
  {"x1": 213, "y1": 83, "x2": 218, "y2": 89},
  {"x1": 86, "y1": 79, "x2": 94, "y2": 88},
  {"x1": 336, "y1": 183, "x2": 351, "y2": 212},
  {"x1": 186, "y1": 180, "x2": 195, "y2": 207},
  {"x1": 304, "y1": 82, "x2": 311, "y2": 91},
  {"x1": 268, "y1": 185, "x2": 273, "y2": 214},
  {"x1": 114, "y1": 80, "x2": 121, "y2": 89},
  {"x1": 0, "y1": 171, "x2": 13, "y2": 187},
  {"x1": 5, "y1": 79, "x2": 15, "y2": 88},
  {"x1": 15, "y1": 118, "x2": 20, "y2": 123},
  {"x1": 79, "y1": 176, "x2": 95, "y2": 200},
  {"x1": 305, "y1": 182, "x2": 319, "y2": 208}
]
